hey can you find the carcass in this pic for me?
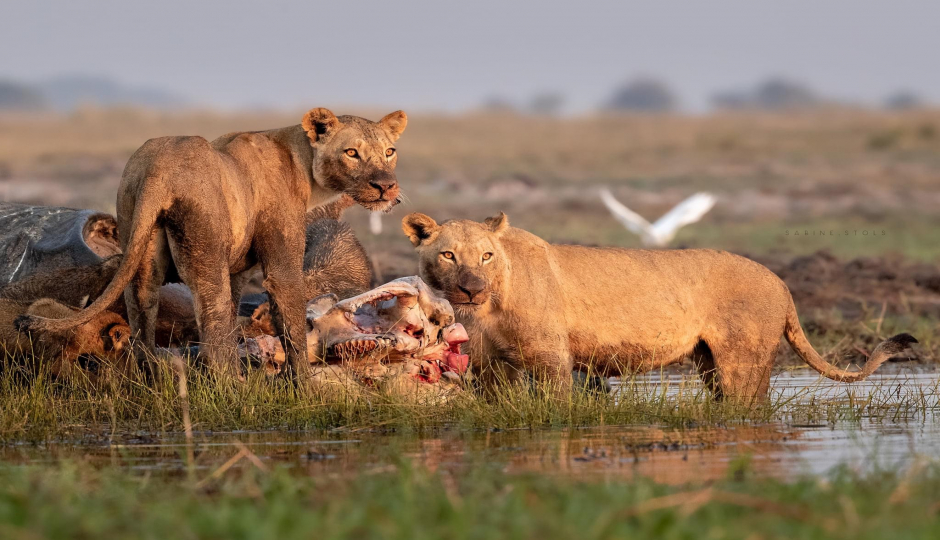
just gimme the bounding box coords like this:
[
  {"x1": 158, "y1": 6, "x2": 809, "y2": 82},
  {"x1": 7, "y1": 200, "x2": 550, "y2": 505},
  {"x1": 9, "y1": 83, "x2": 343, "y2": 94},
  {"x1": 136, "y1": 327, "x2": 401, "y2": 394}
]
[{"x1": 238, "y1": 277, "x2": 470, "y2": 400}]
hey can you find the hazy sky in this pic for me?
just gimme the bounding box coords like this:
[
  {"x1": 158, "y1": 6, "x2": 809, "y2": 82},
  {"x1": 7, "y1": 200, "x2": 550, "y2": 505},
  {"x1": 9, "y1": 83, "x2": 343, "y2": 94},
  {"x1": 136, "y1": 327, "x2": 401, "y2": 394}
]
[{"x1": 3, "y1": 0, "x2": 938, "y2": 112}]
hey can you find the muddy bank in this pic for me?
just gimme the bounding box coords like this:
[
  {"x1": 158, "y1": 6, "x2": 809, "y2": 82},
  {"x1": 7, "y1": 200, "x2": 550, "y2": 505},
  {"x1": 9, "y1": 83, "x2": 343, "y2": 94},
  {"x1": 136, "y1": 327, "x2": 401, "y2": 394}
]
[{"x1": 758, "y1": 250, "x2": 940, "y2": 320}]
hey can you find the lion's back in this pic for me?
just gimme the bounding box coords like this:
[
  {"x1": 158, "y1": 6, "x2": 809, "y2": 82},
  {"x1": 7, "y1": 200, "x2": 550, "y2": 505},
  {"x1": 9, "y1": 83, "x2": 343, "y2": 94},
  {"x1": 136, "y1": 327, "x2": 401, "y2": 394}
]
[
  {"x1": 498, "y1": 235, "x2": 790, "y2": 337},
  {"x1": 123, "y1": 136, "x2": 217, "y2": 181}
]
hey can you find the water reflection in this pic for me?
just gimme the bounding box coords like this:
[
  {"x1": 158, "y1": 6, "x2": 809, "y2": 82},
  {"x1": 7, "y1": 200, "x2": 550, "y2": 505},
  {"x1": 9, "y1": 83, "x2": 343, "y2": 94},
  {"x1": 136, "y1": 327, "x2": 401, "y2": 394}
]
[{"x1": 2, "y1": 370, "x2": 938, "y2": 484}]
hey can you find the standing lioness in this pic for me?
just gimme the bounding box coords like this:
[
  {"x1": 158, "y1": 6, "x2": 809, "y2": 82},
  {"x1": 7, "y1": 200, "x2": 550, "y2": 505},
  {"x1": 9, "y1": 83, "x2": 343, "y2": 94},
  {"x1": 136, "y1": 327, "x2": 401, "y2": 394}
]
[
  {"x1": 402, "y1": 212, "x2": 916, "y2": 401},
  {"x1": 19, "y1": 108, "x2": 407, "y2": 382}
]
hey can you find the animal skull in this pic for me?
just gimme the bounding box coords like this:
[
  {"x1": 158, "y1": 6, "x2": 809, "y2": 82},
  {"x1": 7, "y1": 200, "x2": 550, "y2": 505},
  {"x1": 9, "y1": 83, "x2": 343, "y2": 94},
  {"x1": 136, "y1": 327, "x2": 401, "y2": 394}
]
[{"x1": 239, "y1": 277, "x2": 470, "y2": 386}]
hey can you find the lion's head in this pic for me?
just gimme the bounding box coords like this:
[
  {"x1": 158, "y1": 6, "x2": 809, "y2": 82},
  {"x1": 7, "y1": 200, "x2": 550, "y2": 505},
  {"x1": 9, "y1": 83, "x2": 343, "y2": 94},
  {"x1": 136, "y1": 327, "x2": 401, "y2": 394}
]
[
  {"x1": 402, "y1": 212, "x2": 510, "y2": 315},
  {"x1": 302, "y1": 108, "x2": 408, "y2": 212},
  {"x1": 64, "y1": 310, "x2": 131, "y2": 361},
  {"x1": 19, "y1": 299, "x2": 131, "y2": 377}
]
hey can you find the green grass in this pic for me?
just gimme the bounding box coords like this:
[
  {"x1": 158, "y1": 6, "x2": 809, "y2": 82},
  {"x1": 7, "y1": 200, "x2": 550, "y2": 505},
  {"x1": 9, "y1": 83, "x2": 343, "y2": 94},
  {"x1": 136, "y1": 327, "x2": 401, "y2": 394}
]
[
  {"x1": 2, "y1": 356, "x2": 938, "y2": 443},
  {"x1": 1, "y1": 457, "x2": 939, "y2": 539}
]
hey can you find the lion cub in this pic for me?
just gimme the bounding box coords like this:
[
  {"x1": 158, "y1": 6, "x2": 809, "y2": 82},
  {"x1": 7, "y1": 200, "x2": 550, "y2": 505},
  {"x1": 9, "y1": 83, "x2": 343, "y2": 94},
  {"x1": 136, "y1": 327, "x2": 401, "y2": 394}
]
[
  {"x1": 402, "y1": 212, "x2": 916, "y2": 401},
  {"x1": 1, "y1": 298, "x2": 130, "y2": 378}
]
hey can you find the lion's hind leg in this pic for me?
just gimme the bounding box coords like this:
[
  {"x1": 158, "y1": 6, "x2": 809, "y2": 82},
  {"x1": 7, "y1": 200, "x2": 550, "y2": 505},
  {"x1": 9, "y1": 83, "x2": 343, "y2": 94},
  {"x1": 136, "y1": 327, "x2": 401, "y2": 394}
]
[
  {"x1": 125, "y1": 227, "x2": 169, "y2": 356},
  {"x1": 704, "y1": 337, "x2": 778, "y2": 405},
  {"x1": 166, "y1": 232, "x2": 238, "y2": 379},
  {"x1": 692, "y1": 340, "x2": 722, "y2": 400}
]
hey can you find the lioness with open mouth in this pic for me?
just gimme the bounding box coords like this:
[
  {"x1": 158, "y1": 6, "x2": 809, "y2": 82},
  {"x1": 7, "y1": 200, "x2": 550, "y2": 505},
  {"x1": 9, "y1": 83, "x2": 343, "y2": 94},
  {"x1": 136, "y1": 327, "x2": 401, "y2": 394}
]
[
  {"x1": 402, "y1": 211, "x2": 916, "y2": 402},
  {"x1": 19, "y1": 108, "x2": 407, "y2": 383}
]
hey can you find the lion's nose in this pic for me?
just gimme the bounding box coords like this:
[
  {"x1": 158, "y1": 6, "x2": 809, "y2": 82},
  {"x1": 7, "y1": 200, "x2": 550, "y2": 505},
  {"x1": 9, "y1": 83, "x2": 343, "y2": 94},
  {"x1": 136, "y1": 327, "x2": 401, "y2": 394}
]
[
  {"x1": 457, "y1": 274, "x2": 486, "y2": 302},
  {"x1": 369, "y1": 176, "x2": 398, "y2": 198}
]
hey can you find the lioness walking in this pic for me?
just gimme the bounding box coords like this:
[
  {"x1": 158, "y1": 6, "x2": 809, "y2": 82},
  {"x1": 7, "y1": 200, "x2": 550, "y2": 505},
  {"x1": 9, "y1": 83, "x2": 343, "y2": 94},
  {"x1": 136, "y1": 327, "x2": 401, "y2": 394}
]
[
  {"x1": 402, "y1": 212, "x2": 916, "y2": 402},
  {"x1": 20, "y1": 108, "x2": 407, "y2": 382}
]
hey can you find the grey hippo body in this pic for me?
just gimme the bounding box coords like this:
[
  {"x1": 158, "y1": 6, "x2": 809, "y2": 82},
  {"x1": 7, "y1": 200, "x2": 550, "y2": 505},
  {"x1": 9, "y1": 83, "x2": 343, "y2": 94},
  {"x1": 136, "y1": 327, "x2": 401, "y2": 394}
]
[{"x1": 0, "y1": 202, "x2": 120, "y2": 284}]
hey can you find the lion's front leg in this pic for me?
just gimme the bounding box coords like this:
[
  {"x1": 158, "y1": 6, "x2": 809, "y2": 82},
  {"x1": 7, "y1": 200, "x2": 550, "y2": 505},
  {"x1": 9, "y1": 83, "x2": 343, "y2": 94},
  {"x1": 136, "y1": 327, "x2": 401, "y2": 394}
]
[
  {"x1": 523, "y1": 345, "x2": 574, "y2": 397},
  {"x1": 469, "y1": 333, "x2": 525, "y2": 396},
  {"x1": 498, "y1": 332, "x2": 574, "y2": 398},
  {"x1": 256, "y1": 228, "x2": 310, "y2": 385}
]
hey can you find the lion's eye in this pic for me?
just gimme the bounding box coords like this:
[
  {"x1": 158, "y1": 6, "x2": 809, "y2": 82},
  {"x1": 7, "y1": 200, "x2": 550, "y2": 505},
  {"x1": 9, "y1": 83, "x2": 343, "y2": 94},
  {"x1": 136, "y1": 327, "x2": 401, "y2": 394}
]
[
  {"x1": 482, "y1": 252, "x2": 493, "y2": 262},
  {"x1": 386, "y1": 148, "x2": 396, "y2": 157},
  {"x1": 345, "y1": 149, "x2": 359, "y2": 158},
  {"x1": 442, "y1": 251, "x2": 455, "y2": 260}
]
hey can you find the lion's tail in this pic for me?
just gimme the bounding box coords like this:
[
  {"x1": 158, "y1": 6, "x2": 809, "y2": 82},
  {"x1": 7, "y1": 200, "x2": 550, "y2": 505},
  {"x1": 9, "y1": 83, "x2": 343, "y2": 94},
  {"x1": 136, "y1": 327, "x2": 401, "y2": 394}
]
[
  {"x1": 16, "y1": 188, "x2": 161, "y2": 335},
  {"x1": 784, "y1": 296, "x2": 916, "y2": 382}
]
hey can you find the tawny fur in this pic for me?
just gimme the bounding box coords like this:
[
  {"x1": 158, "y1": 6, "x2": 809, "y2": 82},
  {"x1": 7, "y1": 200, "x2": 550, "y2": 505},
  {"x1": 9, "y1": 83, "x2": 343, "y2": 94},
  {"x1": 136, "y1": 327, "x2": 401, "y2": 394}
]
[
  {"x1": 305, "y1": 194, "x2": 357, "y2": 222},
  {"x1": 402, "y1": 212, "x2": 916, "y2": 402},
  {"x1": 241, "y1": 302, "x2": 277, "y2": 339},
  {"x1": 1, "y1": 298, "x2": 130, "y2": 378},
  {"x1": 18, "y1": 108, "x2": 407, "y2": 382}
]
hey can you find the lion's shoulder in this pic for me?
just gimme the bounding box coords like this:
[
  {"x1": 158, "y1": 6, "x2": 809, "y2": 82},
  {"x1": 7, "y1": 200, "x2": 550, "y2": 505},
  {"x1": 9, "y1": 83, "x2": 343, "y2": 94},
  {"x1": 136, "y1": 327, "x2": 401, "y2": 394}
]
[{"x1": 211, "y1": 130, "x2": 268, "y2": 147}]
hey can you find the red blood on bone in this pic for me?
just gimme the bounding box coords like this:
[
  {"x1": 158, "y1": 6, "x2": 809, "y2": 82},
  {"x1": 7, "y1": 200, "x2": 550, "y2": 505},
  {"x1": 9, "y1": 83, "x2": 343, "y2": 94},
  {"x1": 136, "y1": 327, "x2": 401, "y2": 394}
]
[
  {"x1": 413, "y1": 361, "x2": 442, "y2": 384},
  {"x1": 443, "y1": 323, "x2": 469, "y2": 345}
]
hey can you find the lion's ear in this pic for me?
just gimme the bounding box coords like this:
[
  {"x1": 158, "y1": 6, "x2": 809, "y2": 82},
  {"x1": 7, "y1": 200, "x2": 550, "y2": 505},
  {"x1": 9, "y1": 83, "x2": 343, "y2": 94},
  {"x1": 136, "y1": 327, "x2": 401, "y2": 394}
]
[
  {"x1": 484, "y1": 212, "x2": 510, "y2": 235},
  {"x1": 402, "y1": 213, "x2": 440, "y2": 246},
  {"x1": 302, "y1": 108, "x2": 342, "y2": 143},
  {"x1": 379, "y1": 110, "x2": 408, "y2": 141}
]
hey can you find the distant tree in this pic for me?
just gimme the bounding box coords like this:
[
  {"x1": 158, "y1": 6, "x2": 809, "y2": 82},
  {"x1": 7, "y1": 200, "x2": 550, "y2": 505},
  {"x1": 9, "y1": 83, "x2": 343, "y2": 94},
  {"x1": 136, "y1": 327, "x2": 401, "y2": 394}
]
[
  {"x1": 711, "y1": 78, "x2": 820, "y2": 111},
  {"x1": 0, "y1": 80, "x2": 47, "y2": 111},
  {"x1": 753, "y1": 78, "x2": 819, "y2": 110},
  {"x1": 605, "y1": 78, "x2": 678, "y2": 112},
  {"x1": 528, "y1": 92, "x2": 565, "y2": 116},
  {"x1": 884, "y1": 90, "x2": 924, "y2": 111}
]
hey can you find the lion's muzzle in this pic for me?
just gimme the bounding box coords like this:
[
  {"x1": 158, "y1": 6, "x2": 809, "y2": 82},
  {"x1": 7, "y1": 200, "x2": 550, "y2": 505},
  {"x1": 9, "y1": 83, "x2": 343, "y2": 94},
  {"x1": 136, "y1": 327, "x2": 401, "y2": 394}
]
[
  {"x1": 369, "y1": 173, "x2": 399, "y2": 201},
  {"x1": 453, "y1": 270, "x2": 488, "y2": 305}
]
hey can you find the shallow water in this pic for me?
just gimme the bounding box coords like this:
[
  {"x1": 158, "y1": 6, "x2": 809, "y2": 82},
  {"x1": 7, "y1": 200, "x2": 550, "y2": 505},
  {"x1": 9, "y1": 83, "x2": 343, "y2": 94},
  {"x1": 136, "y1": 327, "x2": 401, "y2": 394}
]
[{"x1": 3, "y1": 369, "x2": 939, "y2": 483}]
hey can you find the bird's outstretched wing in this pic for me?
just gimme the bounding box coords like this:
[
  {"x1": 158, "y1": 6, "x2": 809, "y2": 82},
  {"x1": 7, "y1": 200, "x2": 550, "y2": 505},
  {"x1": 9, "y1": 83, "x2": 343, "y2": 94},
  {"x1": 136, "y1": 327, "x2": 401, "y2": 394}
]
[
  {"x1": 650, "y1": 192, "x2": 716, "y2": 244},
  {"x1": 599, "y1": 188, "x2": 653, "y2": 238}
]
